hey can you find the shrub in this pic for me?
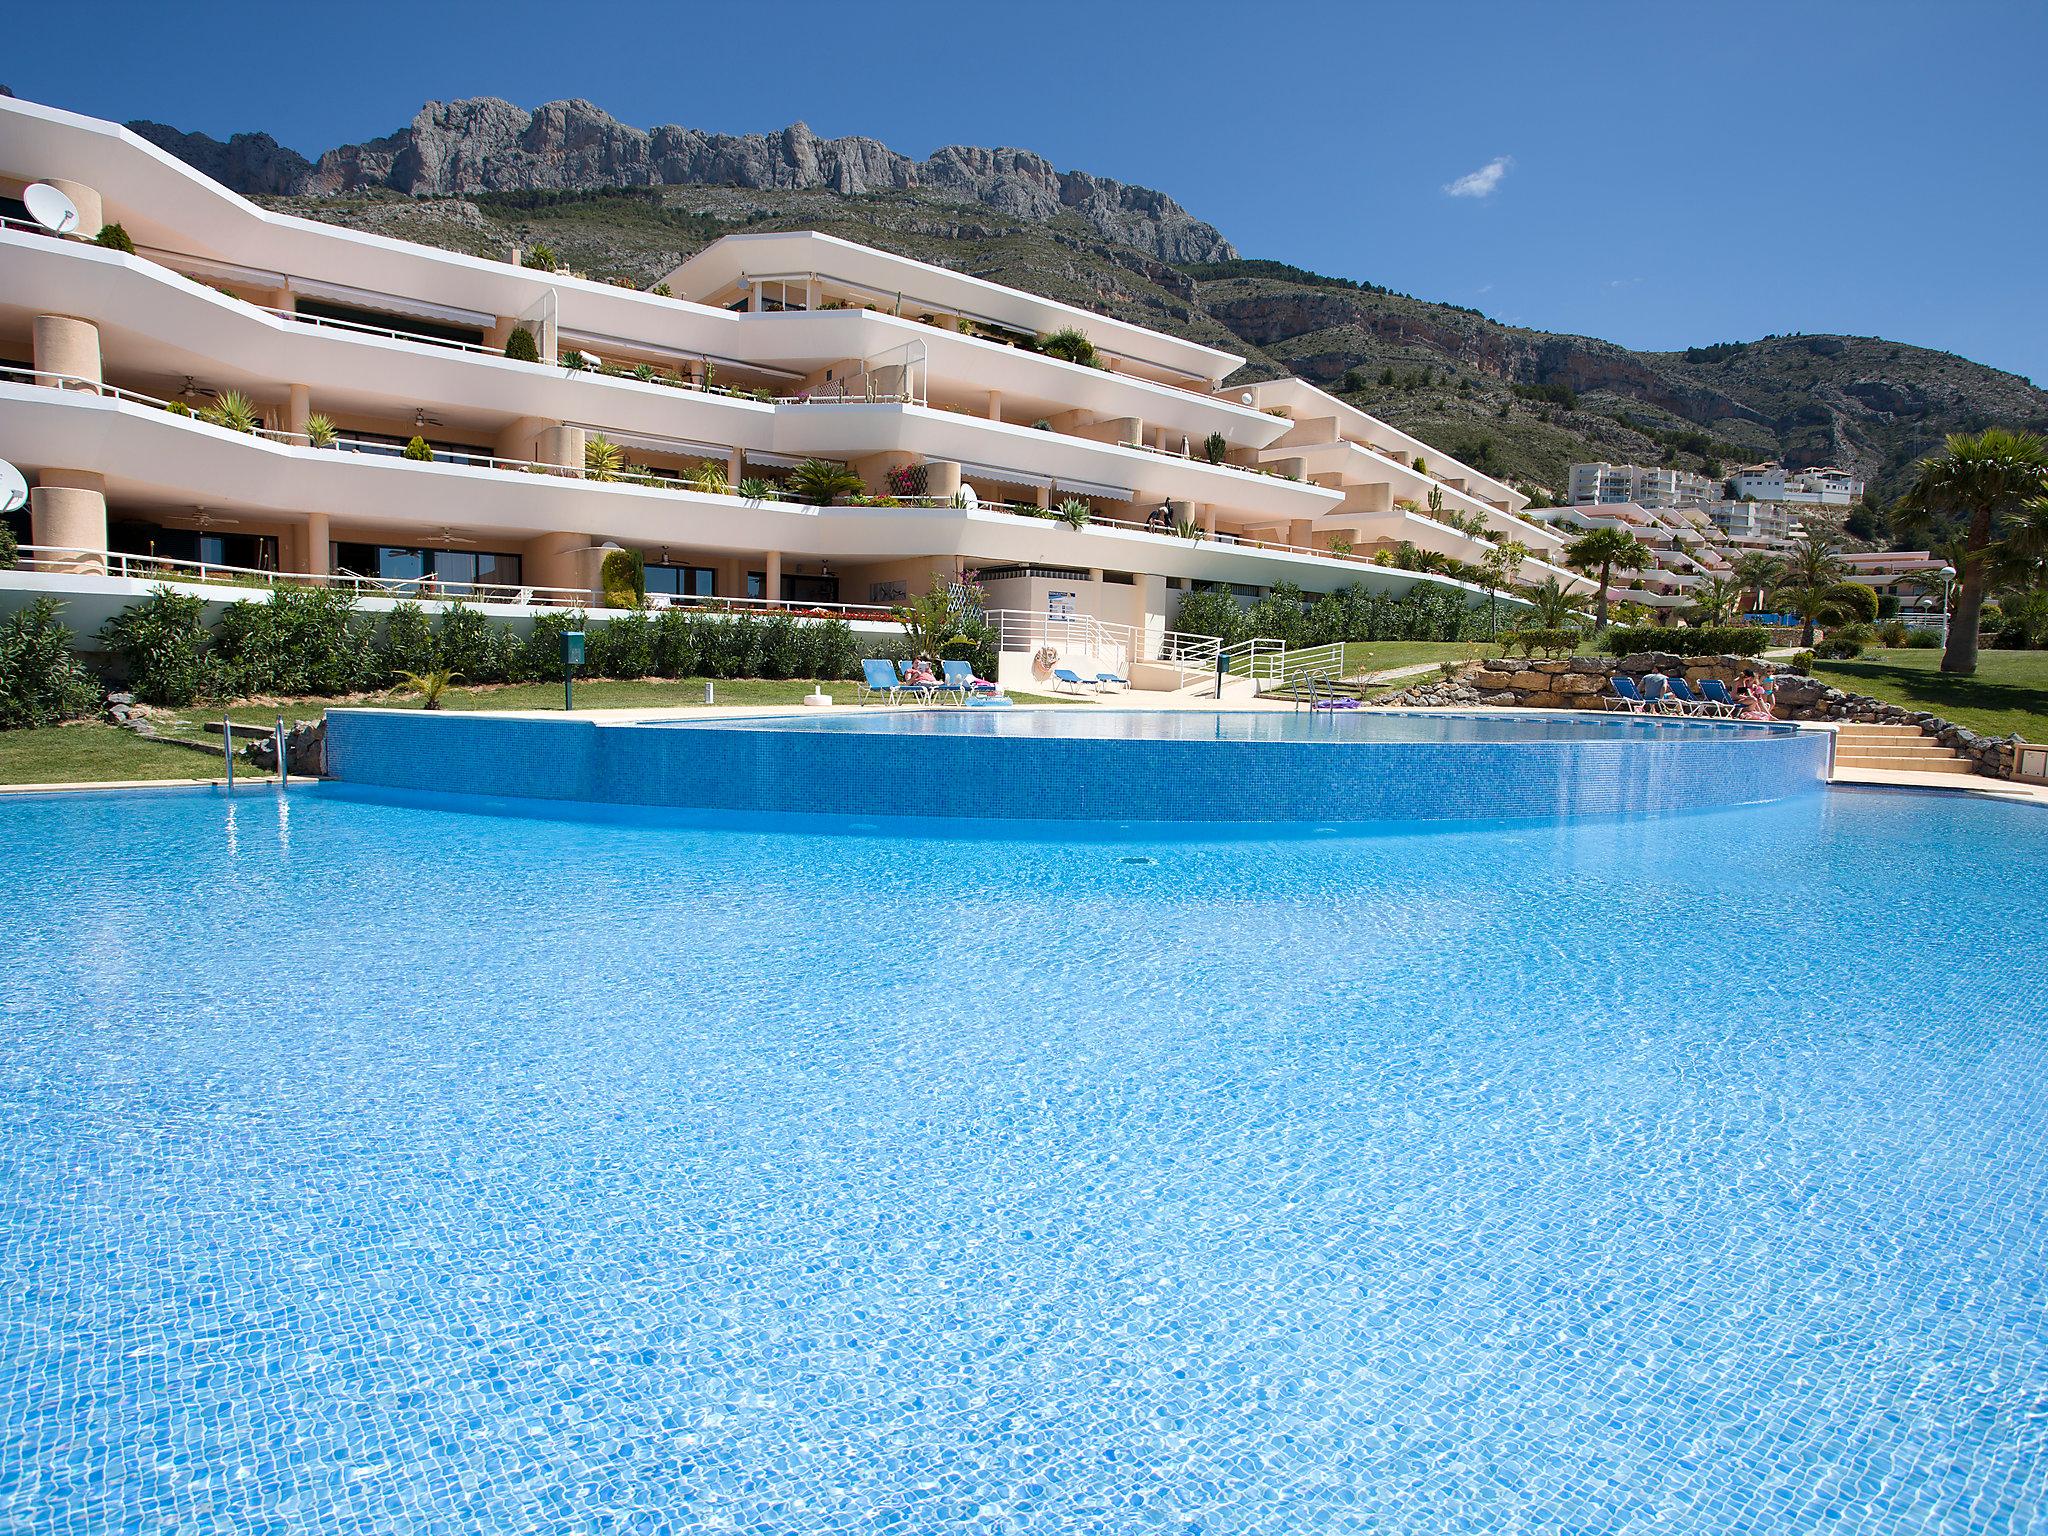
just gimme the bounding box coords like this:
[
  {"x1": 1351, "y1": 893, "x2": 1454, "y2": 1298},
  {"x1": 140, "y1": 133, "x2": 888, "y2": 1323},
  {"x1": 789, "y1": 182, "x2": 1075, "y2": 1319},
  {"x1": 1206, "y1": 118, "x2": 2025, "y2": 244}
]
[
  {"x1": 737, "y1": 477, "x2": 779, "y2": 502},
  {"x1": 1599, "y1": 624, "x2": 1768, "y2": 658},
  {"x1": 1244, "y1": 582, "x2": 1309, "y2": 649},
  {"x1": 1814, "y1": 636, "x2": 1864, "y2": 660},
  {"x1": 201, "y1": 390, "x2": 261, "y2": 433},
  {"x1": 686, "y1": 461, "x2": 729, "y2": 495},
  {"x1": 513, "y1": 610, "x2": 588, "y2": 683},
  {"x1": 434, "y1": 601, "x2": 515, "y2": 684},
  {"x1": 380, "y1": 601, "x2": 438, "y2": 680},
  {"x1": 0, "y1": 524, "x2": 16, "y2": 570},
  {"x1": 1202, "y1": 431, "x2": 1228, "y2": 465},
  {"x1": 0, "y1": 599, "x2": 99, "y2": 727},
  {"x1": 561, "y1": 348, "x2": 588, "y2": 372},
  {"x1": 585, "y1": 436, "x2": 624, "y2": 481},
  {"x1": 599, "y1": 548, "x2": 644, "y2": 608},
  {"x1": 651, "y1": 609, "x2": 698, "y2": 677},
  {"x1": 1831, "y1": 582, "x2": 1880, "y2": 623},
  {"x1": 98, "y1": 586, "x2": 210, "y2": 705},
  {"x1": 1037, "y1": 327, "x2": 1100, "y2": 367},
  {"x1": 94, "y1": 222, "x2": 136, "y2": 254},
  {"x1": 503, "y1": 325, "x2": 540, "y2": 363},
  {"x1": 1831, "y1": 620, "x2": 1878, "y2": 646},
  {"x1": 1056, "y1": 497, "x2": 1092, "y2": 529},
  {"x1": 523, "y1": 243, "x2": 557, "y2": 271},
  {"x1": 807, "y1": 618, "x2": 860, "y2": 681},
  {"x1": 1904, "y1": 628, "x2": 1942, "y2": 649},
  {"x1": 1877, "y1": 619, "x2": 1910, "y2": 648},
  {"x1": 210, "y1": 586, "x2": 377, "y2": 697},
  {"x1": 402, "y1": 435, "x2": 434, "y2": 461},
  {"x1": 589, "y1": 612, "x2": 656, "y2": 678},
  {"x1": 1174, "y1": 585, "x2": 1246, "y2": 645},
  {"x1": 304, "y1": 413, "x2": 338, "y2": 448},
  {"x1": 1503, "y1": 627, "x2": 1581, "y2": 658},
  {"x1": 755, "y1": 614, "x2": 806, "y2": 678}
]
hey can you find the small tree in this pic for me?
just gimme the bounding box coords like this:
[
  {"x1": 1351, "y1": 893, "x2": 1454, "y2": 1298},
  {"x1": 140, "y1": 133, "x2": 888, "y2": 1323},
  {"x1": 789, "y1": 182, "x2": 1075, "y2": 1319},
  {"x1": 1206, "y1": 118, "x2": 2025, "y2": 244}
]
[
  {"x1": 1202, "y1": 431, "x2": 1229, "y2": 465},
  {"x1": 403, "y1": 435, "x2": 435, "y2": 461},
  {"x1": 1769, "y1": 540, "x2": 1856, "y2": 647},
  {"x1": 305, "y1": 413, "x2": 338, "y2": 449},
  {"x1": 93, "y1": 222, "x2": 136, "y2": 254},
  {"x1": 503, "y1": 325, "x2": 540, "y2": 363},
  {"x1": 524, "y1": 242, "x2": 558, "y2": 271},
  {"x1": 201, "y1": 390, "x2": 261, "y2": 434}
]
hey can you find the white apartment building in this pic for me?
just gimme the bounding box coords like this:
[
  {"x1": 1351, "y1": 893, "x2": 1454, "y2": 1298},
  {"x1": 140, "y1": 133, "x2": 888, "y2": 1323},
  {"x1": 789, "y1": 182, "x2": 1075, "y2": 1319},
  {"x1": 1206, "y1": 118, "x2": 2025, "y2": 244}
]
[
  {"x1": 1567, "y1": 461, "x2": 1719, "y2": 511},
  {"x1": 0, "y1": 94, "x2": 1588, "y2": 675},
  {"x1": 1725, "y1": 463, "x2": 1865, "y2": 507},
  {"x1": 1705, "y1": 496, "x2": 1803, "y2": 548},
  {"x1": 1527, "y1": 499, "x2": 1745, "y2": 613}
]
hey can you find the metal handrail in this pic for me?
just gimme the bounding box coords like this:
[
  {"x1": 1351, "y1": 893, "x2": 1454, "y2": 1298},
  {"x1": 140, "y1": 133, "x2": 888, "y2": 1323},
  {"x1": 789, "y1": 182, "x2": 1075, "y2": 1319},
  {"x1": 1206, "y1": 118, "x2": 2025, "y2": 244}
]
[{"x1": 12, "y1": 545, "x2": 908, "y2": 624}]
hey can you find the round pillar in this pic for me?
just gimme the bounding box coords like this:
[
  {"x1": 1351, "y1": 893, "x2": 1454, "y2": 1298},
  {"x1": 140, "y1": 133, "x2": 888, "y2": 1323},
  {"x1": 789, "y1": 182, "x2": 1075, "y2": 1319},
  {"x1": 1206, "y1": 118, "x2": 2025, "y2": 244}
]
[
  {"x1": 30, "y1": 471, "x2": 108, "y2": 571},
  {"x1": 32, "y1": 315, "x2": 102, "y2": 390},
  {"x1": 45, "y1": 179, "x2": 103, "y2": 238}
]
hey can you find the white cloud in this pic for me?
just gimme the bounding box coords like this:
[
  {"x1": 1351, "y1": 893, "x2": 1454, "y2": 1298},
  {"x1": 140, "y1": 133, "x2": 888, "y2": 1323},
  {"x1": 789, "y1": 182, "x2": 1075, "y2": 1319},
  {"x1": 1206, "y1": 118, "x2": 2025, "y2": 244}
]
[{"x1": 1443, "y1": 156, "x2": 1514, "y2": 199}]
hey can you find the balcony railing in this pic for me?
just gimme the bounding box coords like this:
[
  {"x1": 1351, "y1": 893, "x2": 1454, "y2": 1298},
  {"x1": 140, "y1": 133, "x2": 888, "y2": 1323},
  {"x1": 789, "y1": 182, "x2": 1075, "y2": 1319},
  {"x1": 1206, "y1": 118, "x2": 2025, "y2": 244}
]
[{"x1": 10, "y1": 545, "x2": 906, "y2": 624}]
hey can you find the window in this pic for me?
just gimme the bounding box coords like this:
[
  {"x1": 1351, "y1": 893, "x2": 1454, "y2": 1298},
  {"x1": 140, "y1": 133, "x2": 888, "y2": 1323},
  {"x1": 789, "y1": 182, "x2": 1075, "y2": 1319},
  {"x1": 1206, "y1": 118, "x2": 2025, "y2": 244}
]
[
  {"x1": 338, "y1": 430, "x2": 491, "y2": 466},
  {"x1": 746, "y1": 571, "x2": 766, "y2": 600},
  {"x1": 293, "y1": 298, "x2": 485, "y2": 349},
  {"x1": 332, "y1": 543, "x2": 523, "y2": 593},
  {"x1": 781, "y1": 574, "x2": 840, "y2": 603},
  {"x1": 111, "y1": 521, "x2": 278, "y2": 571},
  {"x1": 645, "y1": 564, "x2": 717, "y2": 597}
]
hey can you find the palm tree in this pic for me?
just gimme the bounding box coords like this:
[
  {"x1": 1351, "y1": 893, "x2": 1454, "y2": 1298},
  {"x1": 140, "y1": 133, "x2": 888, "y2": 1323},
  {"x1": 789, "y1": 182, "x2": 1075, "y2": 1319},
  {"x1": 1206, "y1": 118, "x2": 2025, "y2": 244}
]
[
  {"x1": 1992, "y1": 494, "x2": 2048, "y2": 592},
  {"x1": 1730, "y1": 551, "x2": 1778, "y2": 614},
  {"x1": 1769, "y1": 540, "x2": 1857, "y2": 647},
  {"x1": 1686, "y1": 576, "x2": 1742, "y2": 626},
  {"x1": 1519, "y1": 574, "x2": 1590, "y2": 631},
  {"x1": 789, "y1": 458, "x2": 866, "y2": 507},
  {"x1": 1899, "y1": 427, "x2": 2048, "y2": 673},
  {"x1": 1564, "y1": 528, "x2": 1651, "y2": 630},
  {"x1": 583, "y1": 435, "x2": 623, "y2": 482}
]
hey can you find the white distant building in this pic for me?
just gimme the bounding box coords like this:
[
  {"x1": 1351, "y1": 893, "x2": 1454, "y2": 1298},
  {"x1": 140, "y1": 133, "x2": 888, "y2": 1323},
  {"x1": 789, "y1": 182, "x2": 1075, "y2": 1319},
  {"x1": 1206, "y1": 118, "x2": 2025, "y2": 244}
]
[
  {"x1": 1567, "y1": 461, "x2": 1717, "y2": 510},
  {"x1": 1726, "y1": 463, "x2": 1864, "y2": 507},
  {"x1": 1706, "y1": 498, "x2": 1803, "y2": 547}
]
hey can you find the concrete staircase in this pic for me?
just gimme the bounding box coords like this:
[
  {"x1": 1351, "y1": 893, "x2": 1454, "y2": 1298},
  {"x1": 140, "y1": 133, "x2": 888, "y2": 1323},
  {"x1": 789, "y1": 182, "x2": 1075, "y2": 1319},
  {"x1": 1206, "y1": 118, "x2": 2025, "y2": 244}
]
[{"x1": 1832, "y1": 721, "x2": 1975, "y2": 776}]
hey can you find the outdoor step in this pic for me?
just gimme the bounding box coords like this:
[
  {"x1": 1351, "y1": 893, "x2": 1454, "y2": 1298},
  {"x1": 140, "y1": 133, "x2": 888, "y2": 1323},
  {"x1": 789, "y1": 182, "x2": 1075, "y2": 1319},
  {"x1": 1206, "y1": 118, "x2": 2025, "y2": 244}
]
[
  {"x1": 1836, "y1": 747, "x2": 1970, "y2": 766},
  {"x1": 1836, "y1": 756, "x2": 1980, "y2": 776},
  {"x1": 1833, "y1": 722, "x2": 1929, "y2": 737}
]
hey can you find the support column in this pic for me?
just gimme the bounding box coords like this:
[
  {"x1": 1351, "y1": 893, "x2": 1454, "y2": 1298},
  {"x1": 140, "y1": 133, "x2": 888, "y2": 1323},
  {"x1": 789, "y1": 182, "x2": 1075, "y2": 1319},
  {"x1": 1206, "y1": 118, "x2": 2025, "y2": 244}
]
[
  {"x1": 45, "y1": 179, "x2": 103, "y2": 238},
  {"x1": 984, "y1": 389, "x2": 1003, "y2": 422},
  {"x1": 536, "y1": 424, "x2": 587, "y2": 473},
  {"x1": 31, "y1": 315, "x2": 101, "y2": 390},
  {"x1": 764, "y1": 550, "x2": 782, "y2": 603},
  {"x1": 726, "y1": 448, "x2": 744, "y2": 489},
  {"x1": 287, "y1": 384, "x2": 311, "y2": 439},
  {"x1": 923, "y1": 460, "x2": 963, "y2": 502},
  {"x1": 1288, "y1": 519, "x2": 1314, "y2": 548},
  {"x1": 29, "y1": 470, "x2": 108, "y2": 572},
  {"x1": 304, "y1": 511, "x2": 331, "y2": 577},
  {"x1": 1201, "y1": 505, "x2": 1217, "y2": 538}
]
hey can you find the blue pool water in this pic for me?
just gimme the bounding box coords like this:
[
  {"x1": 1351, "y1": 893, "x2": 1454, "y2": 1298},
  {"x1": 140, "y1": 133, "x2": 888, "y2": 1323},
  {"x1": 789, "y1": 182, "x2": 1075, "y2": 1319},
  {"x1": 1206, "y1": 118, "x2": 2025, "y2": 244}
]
[{"x1": 2, "y1": 784, "x2": 2045, "y2": 1533}]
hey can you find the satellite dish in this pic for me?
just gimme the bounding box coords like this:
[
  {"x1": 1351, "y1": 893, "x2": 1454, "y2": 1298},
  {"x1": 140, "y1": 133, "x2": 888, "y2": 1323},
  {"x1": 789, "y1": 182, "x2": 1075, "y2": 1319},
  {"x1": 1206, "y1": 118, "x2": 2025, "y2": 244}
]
[
  {"x1": 959, "y1": 483, "x2": 979, "y2": 510},
  {"x1": 0, "y1": 459, "x2": 27, "y2": 515},
  {"x1": 23, "y1": 183, "x2": 81, "y2": 235}
]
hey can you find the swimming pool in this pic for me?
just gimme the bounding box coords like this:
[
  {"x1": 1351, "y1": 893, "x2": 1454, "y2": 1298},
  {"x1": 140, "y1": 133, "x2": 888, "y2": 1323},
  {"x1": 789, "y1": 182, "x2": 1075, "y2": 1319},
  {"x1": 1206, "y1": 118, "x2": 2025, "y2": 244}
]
[
  {"x1": 2, "y1": 783, "x2": 2043, "y2": 1533},
  {"x1": 322, "y1": 708, "x2": 1830, "y2": 824}
]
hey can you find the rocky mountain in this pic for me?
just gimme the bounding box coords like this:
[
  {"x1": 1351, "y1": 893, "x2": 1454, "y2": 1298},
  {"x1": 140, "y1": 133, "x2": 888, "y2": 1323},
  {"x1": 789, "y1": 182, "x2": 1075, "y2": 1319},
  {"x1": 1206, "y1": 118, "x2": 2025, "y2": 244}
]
[
  {"x1": 128, "y1": 98, "x2": 1235, "y2": 264},
  {"x1": 128, "y1": 96, "x2": 2048, "y2": 511}
]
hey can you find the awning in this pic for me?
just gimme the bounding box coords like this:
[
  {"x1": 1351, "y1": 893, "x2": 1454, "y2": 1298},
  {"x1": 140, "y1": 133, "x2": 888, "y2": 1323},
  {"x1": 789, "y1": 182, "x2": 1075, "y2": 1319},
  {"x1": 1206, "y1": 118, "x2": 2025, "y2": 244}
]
[
  {"x1": 556, "y1": 329, "x2": 804, "y2": 381},
  {"x1": 956, "y1": 460, "x2": 1052, "y2": 491},
  {"x1": 743, "y1": 449, "x2": 834, "y2": 471},
  {"x1": 286, "y1": 277, "x2": 496, "y2": 330},
  {"x1": 566, "y1": 425, "x2": 730, "y2": 461},
  {"x1": 1051, "y1": 476, "x2": 1134, "y2": 502}
]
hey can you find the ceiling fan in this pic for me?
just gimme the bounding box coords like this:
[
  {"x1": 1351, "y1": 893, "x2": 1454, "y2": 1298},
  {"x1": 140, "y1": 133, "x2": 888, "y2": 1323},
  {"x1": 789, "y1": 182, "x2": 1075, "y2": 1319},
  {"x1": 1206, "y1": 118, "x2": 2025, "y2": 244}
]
[
  {"x1": 178, "y1": 376, "x2": 217, "y2": 400},
  {"x1": 430, "y1": 526, "x2": 478, "y2": 546},
  {"x1": 175, "y1": 505, "x2": 246, "y2": 529},
  {"x1": 413, "y1": 408, "x2": 444, "y2": 429}
]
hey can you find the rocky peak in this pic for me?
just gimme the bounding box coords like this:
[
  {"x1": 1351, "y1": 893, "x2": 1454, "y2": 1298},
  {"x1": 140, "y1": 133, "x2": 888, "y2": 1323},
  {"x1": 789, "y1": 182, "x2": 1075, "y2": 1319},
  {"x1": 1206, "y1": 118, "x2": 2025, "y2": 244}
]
[{"x1": 128, "y1": 96, "x2": 1235, "y2": 264}]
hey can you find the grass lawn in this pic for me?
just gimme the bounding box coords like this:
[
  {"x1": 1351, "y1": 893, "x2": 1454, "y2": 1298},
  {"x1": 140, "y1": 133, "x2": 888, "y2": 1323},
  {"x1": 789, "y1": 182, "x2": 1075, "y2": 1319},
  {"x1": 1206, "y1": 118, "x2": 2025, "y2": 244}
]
[
  {"x1": 0, "y1": 724, "x2": 245, "y2": 786},
  {"x1": 3, "y1": 677, "x2": 1072, "y2": 788},
  {"x1": 1810, "y1": 647, "x2": 2048, "y2": 740},
  {"x1": 1338, "y1": 641, "x2": 1494, "y2": 679}
]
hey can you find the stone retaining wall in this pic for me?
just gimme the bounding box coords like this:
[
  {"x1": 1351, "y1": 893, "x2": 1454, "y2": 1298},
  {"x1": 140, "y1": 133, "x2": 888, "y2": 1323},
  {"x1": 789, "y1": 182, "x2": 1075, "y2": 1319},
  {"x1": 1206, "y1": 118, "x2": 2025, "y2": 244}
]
[{"x1": 1378, "y1": 652, "x2": 2019, "y2": 779}]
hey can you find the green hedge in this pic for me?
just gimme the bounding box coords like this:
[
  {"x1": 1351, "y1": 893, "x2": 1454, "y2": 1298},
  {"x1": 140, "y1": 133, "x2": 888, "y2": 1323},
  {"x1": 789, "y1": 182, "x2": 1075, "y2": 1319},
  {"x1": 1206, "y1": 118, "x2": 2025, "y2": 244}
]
[
  {"x1": 1175, "y1": 580, "x2": 1484, "y2": 646},
  {"x1": 1599, "y1": 624, "x2": 1768, "y2": 658},
  {"x1": 91, "y1": 587, "x2": 869, "y2": 705},
  {"x1": 0, "y1": 599, "x2": 100, "y2": 727}
]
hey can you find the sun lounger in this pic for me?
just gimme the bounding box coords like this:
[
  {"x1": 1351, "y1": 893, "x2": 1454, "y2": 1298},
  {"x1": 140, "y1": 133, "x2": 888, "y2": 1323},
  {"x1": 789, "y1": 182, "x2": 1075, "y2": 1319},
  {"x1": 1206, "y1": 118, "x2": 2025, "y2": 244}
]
[
  {"x1": 1602, "y1": 676, "x2": 1649, "y2": 712},
  {"x1": 1660, "y1": 676, "x2": 1712, "y2": 716},
  {"x1": 1695, "y1": 679, "x2": 1740, "y2": 717},
  {"x1": 857, "y1": 658, "x2": 918, "y2": 705},
  {"x1": 941, "y1": 660, "x2": 1001, "y2": 704},
  {"x1": 1094, "y1": 669, "x2": 1129, "y2": 691},
  {"x1": 1051, "y1": 667, "x2": 1098, "y2": 695}
]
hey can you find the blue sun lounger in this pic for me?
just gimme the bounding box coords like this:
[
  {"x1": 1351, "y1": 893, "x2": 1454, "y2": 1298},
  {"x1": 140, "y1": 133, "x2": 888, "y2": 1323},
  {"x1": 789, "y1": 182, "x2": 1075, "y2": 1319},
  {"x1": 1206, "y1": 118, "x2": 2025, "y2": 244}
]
[
  {"x1": 858, "y1": 658, "x2": 917, "y2": 705},
  {"x1": 1602, "y1": 675, "x2": 1648, "y2": 712}
]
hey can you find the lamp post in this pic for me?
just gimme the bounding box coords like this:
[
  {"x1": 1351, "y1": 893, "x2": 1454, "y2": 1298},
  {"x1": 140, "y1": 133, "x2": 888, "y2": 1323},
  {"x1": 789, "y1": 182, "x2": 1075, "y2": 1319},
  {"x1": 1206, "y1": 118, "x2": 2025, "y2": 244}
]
[{"x1": 1937, "y1": 564, "x2": 1957, "y2": 649}]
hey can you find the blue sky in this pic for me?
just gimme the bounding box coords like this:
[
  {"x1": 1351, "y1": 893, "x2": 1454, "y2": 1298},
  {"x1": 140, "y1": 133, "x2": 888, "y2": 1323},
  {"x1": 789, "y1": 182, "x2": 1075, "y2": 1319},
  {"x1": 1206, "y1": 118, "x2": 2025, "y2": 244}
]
[{"x1": 12, "y1": 0, "x2": 2044, "y2": 384}]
